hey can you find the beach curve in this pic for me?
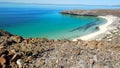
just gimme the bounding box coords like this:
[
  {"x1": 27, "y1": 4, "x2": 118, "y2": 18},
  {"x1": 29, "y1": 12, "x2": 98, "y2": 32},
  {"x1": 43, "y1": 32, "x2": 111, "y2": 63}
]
[{"x1": 73, "y1": 15, "x2": 118, "y2": 41}]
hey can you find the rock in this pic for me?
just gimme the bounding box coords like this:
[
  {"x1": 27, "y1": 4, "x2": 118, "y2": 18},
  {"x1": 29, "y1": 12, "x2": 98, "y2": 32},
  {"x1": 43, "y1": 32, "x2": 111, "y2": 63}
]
[
  {"x1": 16, "y1": 59, "x2": 24, "y2": 68},
  {"x1": 104, "y1": 66, "x2": 109, "y2": 68},
  {"x1": 93, "y1": 55, "x2": 98, "y2": 62},
  {"x1": 10, "y1": 36, "x2": 23, "y2": 43},
  {"x1": 87, "y1": 40, "x2": 98, "y2": 49},
  {"x1": 113, "y1": 29, "x2": 118, "y2": 33},
  {"x1": 0, "y1": 55, "x2": 6, "y2": 68},
  {"x1": 23, "y1": 39, "x2": 30, "y2": 44},
  {"x1": 0, "y1": 50, "x2": 9, "y2": 55},
  {"x1": 107, "y1": 39, "x2": 112, "y2": 42},
  {"x1": 71, "y1": 48, "x2": 81, "y2": 55},
  {"x1": 8, "y1": 50, "x2": 16, "y2": 56},
  {"x1": 11, "y1": 53, "x2": 21, "y2": 62},
  {"x1": 25, "y1": 56, "x2": 32, "y2": 62},
  {"x1": 0, "y1": 29, "x2": 13, "y2": 36},
  {"x1": 106, "y1": 31, "x2": 112, "y2": 35},
  {"x1": 109, "y1": 35, "x2": 113, "y2": 38},
  {"x1": 0, "y1": 45, "x2": 4, "y2": 49},
  {"x1": 97, "y1": 42, "x2": 104, "y2": 49},
  {"x1": 0, "y1": 39, "x2": 3, "y2": 43},
  {"x1": 117, "y1": 25, "x2": 120, "y2": 29},
  {"x1": 89, "y1": 59, "x2": 94, "y2": 64},
  {"x1": 0, "y1": 36, "x2": 14, "y2": 46},
  {"x1": 93, "y1": 63, "x2": 104, "y2": 68}
]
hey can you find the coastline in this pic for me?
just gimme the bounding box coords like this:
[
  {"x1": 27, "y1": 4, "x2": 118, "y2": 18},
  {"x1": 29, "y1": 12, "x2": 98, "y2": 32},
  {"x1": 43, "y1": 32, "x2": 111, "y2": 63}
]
[
  {"x1": 73, "y1": 15, "x2": 118, "y2": 41},
  {"x1": 0, "y1": 9, "x2": 120, "y2": 68}
]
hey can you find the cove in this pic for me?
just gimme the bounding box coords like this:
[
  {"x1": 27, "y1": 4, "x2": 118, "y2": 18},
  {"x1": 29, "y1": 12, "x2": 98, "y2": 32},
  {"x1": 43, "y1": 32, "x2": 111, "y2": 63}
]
[{"x1": 0, "y1": 3, "x2": 108, "y2": 40}]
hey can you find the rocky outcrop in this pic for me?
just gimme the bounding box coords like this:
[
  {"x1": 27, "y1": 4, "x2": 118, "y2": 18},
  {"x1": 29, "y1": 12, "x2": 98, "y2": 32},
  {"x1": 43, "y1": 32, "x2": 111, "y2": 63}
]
[
  {"x1": 61, "y1": 9, "x2": 120, "y2": 17},
  {"x1": 0, "y1": 29, "x2": 120, "y2": 68}
]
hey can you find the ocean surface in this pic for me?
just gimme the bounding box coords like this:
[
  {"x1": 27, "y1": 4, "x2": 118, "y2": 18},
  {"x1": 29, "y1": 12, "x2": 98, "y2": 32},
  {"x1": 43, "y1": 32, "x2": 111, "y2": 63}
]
[{"x1": 0, "y1": 3, "x2": 120, "y2": 40}]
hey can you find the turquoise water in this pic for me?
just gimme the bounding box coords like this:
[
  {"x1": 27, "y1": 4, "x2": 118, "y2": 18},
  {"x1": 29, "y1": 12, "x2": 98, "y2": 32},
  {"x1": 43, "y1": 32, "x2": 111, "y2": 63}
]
[{"x1": 0, "y1": 3, "x2": 119, "y2": 40}]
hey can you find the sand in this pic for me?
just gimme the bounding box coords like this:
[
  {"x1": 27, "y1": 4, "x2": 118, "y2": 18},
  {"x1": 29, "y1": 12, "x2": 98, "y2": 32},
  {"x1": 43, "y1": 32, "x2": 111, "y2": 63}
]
[{"x1": 73, "y1": 15, "x2": 118, "y2": 41}]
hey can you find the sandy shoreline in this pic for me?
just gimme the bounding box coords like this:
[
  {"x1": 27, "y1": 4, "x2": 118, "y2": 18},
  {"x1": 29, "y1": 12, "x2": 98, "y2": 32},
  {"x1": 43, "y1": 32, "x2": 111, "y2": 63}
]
[{"x1": 73, "y1": 15, "x2": 118, "y2": 41}]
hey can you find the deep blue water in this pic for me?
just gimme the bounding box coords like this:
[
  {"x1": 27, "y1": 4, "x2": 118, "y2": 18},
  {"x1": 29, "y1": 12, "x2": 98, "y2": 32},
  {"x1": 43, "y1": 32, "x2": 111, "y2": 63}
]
[{"x1": 0, "y1": 3, "x2": 119, "y2": 40}]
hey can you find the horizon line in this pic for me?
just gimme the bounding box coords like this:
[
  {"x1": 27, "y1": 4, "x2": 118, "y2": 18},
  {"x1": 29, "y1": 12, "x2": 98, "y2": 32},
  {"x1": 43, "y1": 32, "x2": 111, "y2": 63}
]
[{"x1": 0, "y1": 2, "x2": 119, "y2": 6}]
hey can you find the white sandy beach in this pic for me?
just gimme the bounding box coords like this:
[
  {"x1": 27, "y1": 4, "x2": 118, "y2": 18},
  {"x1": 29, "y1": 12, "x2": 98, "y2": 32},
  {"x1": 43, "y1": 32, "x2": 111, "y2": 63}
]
[{"x1": 73, "y1": 15, "x2": 118, "y2": 41}]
